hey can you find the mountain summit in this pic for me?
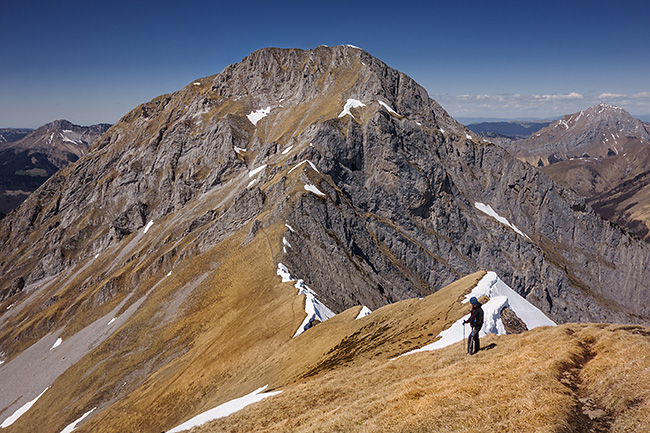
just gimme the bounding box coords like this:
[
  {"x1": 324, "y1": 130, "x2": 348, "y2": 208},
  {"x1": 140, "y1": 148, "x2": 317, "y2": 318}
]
[
  {"x1": 1, "y1": 46, "x2": 650, "y2": 432},
  {"x1": 508, "y1": 103, "x2": 650, "y2": 166}
]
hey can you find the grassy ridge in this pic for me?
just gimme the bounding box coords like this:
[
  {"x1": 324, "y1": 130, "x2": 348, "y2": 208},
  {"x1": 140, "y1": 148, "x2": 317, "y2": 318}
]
[{"x1": 196, "y1": 324, "x2": 650, "y2": 433}]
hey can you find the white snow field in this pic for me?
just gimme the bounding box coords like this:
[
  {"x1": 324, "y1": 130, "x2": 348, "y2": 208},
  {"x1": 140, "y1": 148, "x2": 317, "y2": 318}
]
[
  {"x1": 355, "y1": 306, "x2": 372, "y2": 320},
  {"x1": 401, "y1": 271, "x2": 555, "y2": 357},
  {"x1": 1, "y1": 387, "x2": 49, "y2": 428},
  {"x1": 246, "y1": 106, "x2": 271, "y2": 125},
  {"x1": 276, "y1": 263, "x2": 335, "y2": 337},
  {"x1": 143, "y1": 220, "x2": 154, "y2": 234},
  {"x1": 59, "y1": 407, "x2": 95, "y2": 433},
  {"x1": 304, "y1": 184, "x2": 326, "y2": 197},
  {"x1": 338, "y1": 99, "x2": 365, "y2": 118},
  {"x1": 474, "y1": 202, "x2": 531, "y2": 240},
  {"x1": 378, "y1": 100, "x2": 400, "y2": 116},
  {"x1": 248, "y1": 164, "x2": 267, "y2": 178},
  {"x1": 168, "y1": 386, "x2": 282, "y2": 433}
]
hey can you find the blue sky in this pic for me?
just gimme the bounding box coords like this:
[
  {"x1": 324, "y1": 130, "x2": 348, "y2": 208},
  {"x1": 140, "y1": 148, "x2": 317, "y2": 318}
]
[{"x1": 2, "y1": 0, "x2": 649, "y2": 127}]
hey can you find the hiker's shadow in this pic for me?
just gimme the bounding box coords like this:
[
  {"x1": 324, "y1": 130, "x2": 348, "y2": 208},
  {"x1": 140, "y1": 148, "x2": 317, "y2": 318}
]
[{"x1": 481, "y1": 343, "x2": 497, "y2": 351}]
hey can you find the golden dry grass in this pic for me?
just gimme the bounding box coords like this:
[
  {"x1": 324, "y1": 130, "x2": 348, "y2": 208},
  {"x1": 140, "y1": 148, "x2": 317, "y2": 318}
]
[{"x1": 190, "y1": 324, "x2": 650, "y2": 433}]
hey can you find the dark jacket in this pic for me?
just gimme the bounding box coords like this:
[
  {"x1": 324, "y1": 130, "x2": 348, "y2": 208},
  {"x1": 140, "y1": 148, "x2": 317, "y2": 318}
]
[{"x1": 468, "y1": 303, "x2": 484, "y2": 330}]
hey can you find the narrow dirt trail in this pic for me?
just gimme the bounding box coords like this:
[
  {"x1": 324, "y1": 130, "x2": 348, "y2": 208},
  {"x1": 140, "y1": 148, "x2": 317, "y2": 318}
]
[{"x1": 559, "y1": 334, "x2": 613, "y2": 433}]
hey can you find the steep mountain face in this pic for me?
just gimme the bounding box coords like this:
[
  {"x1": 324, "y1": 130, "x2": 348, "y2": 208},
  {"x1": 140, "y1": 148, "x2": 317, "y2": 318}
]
[
  {"x1": 1, "y1": 46, "x2": 650, "y2": 432},
  {"x1": 0, "y1": 120, "x2": 111, "y2": 216}
]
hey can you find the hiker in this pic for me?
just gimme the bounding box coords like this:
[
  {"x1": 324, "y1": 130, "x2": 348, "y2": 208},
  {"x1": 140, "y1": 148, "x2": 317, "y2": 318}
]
[{"x1": 463, "y1": 297, "x2": 484, "y2": 355}]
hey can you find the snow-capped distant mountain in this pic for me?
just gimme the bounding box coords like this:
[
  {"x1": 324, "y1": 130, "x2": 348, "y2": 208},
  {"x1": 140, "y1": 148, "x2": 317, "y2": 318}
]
[
  {"x1": 500, "y1": 104, "x2": 650, "y2": 242},
  {"x1": 0, "y1": 120, "x2": 110, "y2": 216},
  {"x1": 508, "y1": 103, "x2": 650, "y2": 166}
]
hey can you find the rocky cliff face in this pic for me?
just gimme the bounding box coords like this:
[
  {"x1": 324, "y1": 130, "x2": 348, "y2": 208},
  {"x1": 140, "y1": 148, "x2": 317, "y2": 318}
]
[{"x1": 1, "y1": 46, "x2": 649, "y2": 335}]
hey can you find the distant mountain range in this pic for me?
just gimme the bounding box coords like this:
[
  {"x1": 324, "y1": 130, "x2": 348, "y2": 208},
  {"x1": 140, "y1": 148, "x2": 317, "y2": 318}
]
[
  {"x1": 0, "y1": 120, "x2": 110, "y2": 217},
  {"x1": 466, "y1": 120, "x2": 552, "y2": 139},
  {"x1": 490, "y1": 104, "x2": 650, "y2": 242},
  {"x1": 0, "y1": 128, "x2": 32, "y2": 143}
]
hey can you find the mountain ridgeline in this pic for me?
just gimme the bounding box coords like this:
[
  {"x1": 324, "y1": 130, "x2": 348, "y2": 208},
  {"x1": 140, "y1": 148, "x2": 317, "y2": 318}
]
[
  {"x1": 2, "y1": 46, "x2": 650, "y2": 324},
  {"x1": 1, "y1": 46, "x2": 650, "y2": 432}
]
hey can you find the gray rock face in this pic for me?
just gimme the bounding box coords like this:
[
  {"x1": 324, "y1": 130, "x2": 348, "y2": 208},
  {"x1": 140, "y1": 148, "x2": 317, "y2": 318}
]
[{"x1": 1, "y1": 46, "x2": 649, "y2": 330}]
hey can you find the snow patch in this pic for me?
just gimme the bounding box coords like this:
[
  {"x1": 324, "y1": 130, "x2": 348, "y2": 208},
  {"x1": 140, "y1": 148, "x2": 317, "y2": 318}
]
[
  {"x1": 338, "y1": 99, "x2": 365, "y2": 118},
  {"x1": 277, "y1": 263, "x2": 293, "y2": 283},
  {"x1": 400, "y1": 272, "x2": 555, "y2": 356},
  {"x1": 248, "y1": 164, "x2": 267, "y2": 178},
  {"x1": 281, "y1": 145, "x2": 293, "y2": 155},
  {"x1": 277, "y1": 264, "x2": 335, "y2": 337},
  {"x1": 293, "y1": 279, "x2": 336, "y2": 337},
  {"x1": 193, "y1": 82, "x2": 201, "y2": 86},
  {"x1": 304, "y1": 184, "x2": 326, "y2": 197},
  {"x1": 1, "y1": 387, "x2": 49, "y2": 428},
  {"x1": 247, "y1": 107, "x2": 271, "y2": 126},
  {"x1": 355, "y1": 306, "x2": 372, "y2": 320},
  {"x1": 289, "y1": 160, "x2": 320, "y2": 174},
  {"x1": 234, "y1": 146, "x2": 247, "y2": 154},
  {"x1": 143, "y1": 220, "x2": 154, "y2": 234},
  {"x1": 50, "y1": 338, "x2": 63, "y2": 350},
  {"x1": 283, "y1": 237, "x2": 292, "y2": 249},
  {"x1": 345, "y1": 44, "x2": 361, "y2": 49},
  {"x1": 285, "y1": 223, "x2": 295, "y2": 233},
  {"x1": 378, "y1": 100, "x2": 400, "y2": 116},
  {"x1": 59, "y1": 407, "x2": 96, "y2": 433},
  {"x1": 168, "y1": 386, "x2": 282, "y2": 433},
  {"x1": 465, "y1": 133, "x2": 473, "y2": 140},
  {"x1": 474, "y1": 202, "x2": 530, "y2": 240}
]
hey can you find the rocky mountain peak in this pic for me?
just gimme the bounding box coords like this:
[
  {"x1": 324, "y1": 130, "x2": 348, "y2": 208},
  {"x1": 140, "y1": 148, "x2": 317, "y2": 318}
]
[
  {"x1": 2, "y1": 46, "x2": 650, "y2": 374},
  {"x1": 512, "y1": 103, "x2": 649, "y2": 166}
]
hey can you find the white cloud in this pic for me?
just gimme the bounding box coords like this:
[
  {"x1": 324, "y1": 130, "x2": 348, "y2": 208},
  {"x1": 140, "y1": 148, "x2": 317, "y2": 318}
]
[
  {"x1": 533, "y1": 92, "x2": 584, "y2": 100},
  {"x1": 432, "y1": 91, "x2": 650, "y2": 118},
  {"x1": 598, "y1": 92, "x2": 627, "y2": 99}
]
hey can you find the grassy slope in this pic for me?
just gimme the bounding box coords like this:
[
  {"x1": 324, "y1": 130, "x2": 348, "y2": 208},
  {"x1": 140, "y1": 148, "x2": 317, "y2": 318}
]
[{"x1": 196, "y1": 323, "x2": 650, "y2": 433}]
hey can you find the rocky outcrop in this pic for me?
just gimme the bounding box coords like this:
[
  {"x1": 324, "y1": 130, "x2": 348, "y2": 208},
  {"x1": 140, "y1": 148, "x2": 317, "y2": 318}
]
[{"x1": 500, "y1": 307, "x2": 528, "y2": 334}]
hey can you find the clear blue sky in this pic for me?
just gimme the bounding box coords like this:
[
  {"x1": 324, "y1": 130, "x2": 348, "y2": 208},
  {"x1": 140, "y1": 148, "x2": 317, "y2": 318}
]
[{"x1": 2, "y1": 0, "x2": 649, "y2": 127}]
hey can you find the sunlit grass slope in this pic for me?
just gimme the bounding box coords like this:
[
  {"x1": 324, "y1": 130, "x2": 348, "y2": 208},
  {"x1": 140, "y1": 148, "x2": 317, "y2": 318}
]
[{"x1": 195, "y1": 323, "x2": 650, "y2": 433}]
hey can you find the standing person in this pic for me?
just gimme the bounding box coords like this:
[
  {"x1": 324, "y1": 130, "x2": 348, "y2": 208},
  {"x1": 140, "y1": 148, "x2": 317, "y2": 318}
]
[{"x1": 464, "y1": 297, "x2": 484, "y2": 355}]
